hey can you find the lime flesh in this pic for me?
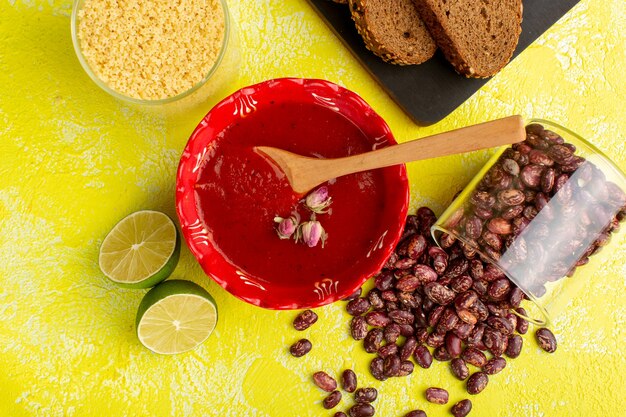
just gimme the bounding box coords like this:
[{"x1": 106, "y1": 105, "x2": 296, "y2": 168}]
[
  {"x1": 136, "y1": 280, "x2": 218, "y2": 354},
  {"x1": 99, "y1": 210, "x2": 180, "y2": 289}
]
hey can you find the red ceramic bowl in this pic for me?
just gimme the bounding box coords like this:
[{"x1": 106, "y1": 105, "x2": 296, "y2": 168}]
[{"x1": 176, "y1": 78, "x2": 409, "y2": 309}]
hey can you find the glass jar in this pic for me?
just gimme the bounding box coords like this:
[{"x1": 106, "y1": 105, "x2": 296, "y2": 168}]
[{"x1": 432, "y1": 119, "x2": 626, "y2": 325}]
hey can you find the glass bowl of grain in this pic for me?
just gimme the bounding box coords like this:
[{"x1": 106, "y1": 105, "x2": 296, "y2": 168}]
[{"x1": 71, "y1": 0, "x2": 237, "y2": 113}]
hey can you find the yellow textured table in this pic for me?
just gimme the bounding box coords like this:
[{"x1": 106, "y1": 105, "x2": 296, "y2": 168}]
[{"x1": 1, "y1": 1, "x2": 625, "y2": 416}]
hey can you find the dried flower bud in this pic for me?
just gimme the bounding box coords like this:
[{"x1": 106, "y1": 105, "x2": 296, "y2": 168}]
[
  {"x1": 298, "y1": 220, "x2": 327, "y2": 248},
  {"x1": 274, "y1": 214, "x2": 299, "y2": 239},
  {"x1": 305, "y1": 186, "x2": 332, "y2": 214}
]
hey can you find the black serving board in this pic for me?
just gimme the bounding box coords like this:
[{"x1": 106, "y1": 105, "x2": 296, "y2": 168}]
[{"x1": 306, "y1": 0, "x2": 580, "y2": 125}]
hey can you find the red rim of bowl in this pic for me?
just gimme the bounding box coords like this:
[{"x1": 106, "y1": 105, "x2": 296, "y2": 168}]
[{"x1": 176, "y1": 78, "x2": 409, "y2": 309}]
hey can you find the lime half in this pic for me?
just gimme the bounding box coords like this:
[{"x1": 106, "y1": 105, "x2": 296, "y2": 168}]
[
  {"x1": 99, "y1": 210, "x2": 180, "y2": 289},
  {"x1": 136, "y1": 280, "x2": 218, "y2": 354}
]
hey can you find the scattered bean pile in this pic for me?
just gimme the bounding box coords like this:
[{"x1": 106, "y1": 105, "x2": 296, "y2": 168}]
[
  {"x1": 287, "y1": 122, "x2": 626, "y2": 415},
  {"x1": 341, "y1": 207, "x2": 559, "y2": 415}
]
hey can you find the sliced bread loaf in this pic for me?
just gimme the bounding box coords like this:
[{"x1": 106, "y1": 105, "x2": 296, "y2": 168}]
[
  {"x1": 413, "y1": 0, "x2": 523, "y2": 78},
  {"x1": 349, "y1": 0, "x2": 437, "y2": 66}
]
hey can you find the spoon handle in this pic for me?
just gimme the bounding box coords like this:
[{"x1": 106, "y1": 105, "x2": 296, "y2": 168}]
[{"x1": 319, "y1": 115, "x2": 525, "y2": 179}]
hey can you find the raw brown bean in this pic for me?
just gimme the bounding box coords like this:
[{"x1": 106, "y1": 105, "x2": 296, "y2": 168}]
[
  {"x1": 404, "y1": 411, "x2": 427, "y2": 417},
  {"x1": 424, "y1": 282, "x2": 456, "y2": 305},
  {"x1": 394, "y1": 258, "x2": 417, "y2": 270},
  {"x1": 509, "y1": 287, "x2": 524, "y2": 308},
  {"x1": 501, "y1": 204, "x2": 524, "y2": 220},
  {"x1": 504, "y1": 313, "x2": 518, "y2": 333},
  {"x1": 293, "y1": 310, "x2": 318, "y2": 330},
  {"x1": 413, "y1": 264, "x2": 439, "y2": 284},
  {"x1": 348, "y1": 403, "x2": 375, "y2": 417},
  {"x1": 407, "y1": 234, "x2": 428, "y2": 259},
  {"x1": 313, "y1": 371, "x2": 337, "y2": 392},
  {"x1": 366, "y1": 311, "x2": 391, "y2": 327},
  {"x1": 487, "y1": 316, "x2": 514, "y2": 335},
  {"x1": 384, "y1": 300, "x2": 399, "y2": 311},
  {"x1": 414, "y1": 306, "x2": 428, "y2": 327},
  {"x1": 414, "y1": 345, "x2": 433, "y2": 368},
  {"x1": 323, "y1": 391, "x2": 342, "y2": 409},
  {"x1": 548, "y1": 144, "x2": 574, "y2": 164},
  {"x1": 415, "y1": 326, "x2": 429, "y2": 344},
  {"x1": 535, "y1": 328, "x2": 557, "y2": 353},
  {"x1": 451, "y1": 357, "x2": 470, "y2": 380},
  {"x1": 398, "y1": 291, "x2": 420, "y2": 309},
  {"x1": 464, "y1": 216, "x2": 483, "y2": 239},
  {"x1": 461, "y1": 347, "x2": 487, "y2": 367},
  {"x1": 501, "y1": 158, "x2": 520, "y2": 176},
  {"x1": 381, "y1": 290, "x2": 398, "y2": 302},
  {"x1": 389, "y1": 310, "x2": 415, "y2": 325},
  {"x1": 445, "y1": 332, "x2": 463, "y2": 357},
  {"x1": 436, "y1": 308, "x2": 460, "y2": 333},
  {"x1": 399, "y1": 323, "x2": 416, "y2": 337},
  {"x1": 482, "y1": 357, "x2": 507, "y2": 375},
  {"x1": 468, "y1": 299, "x2": 489, "y2": 321},
  {"x1": 469, "y1": 259, "x2": 484, "y2": 280},
  {"x1": 487, "y1": 278, "x2": 511, "y2": 301},
  {"x1": 384, "y1": 323, "x2": 401, "y2": 344},
  {"x1": 451, "y1": 275, "x2": 473, "y2": 293},
  {"x1": 416, "y1": 206, "x2": 437, "y2": 232},
  {"x1": 456, "y1": 308, "x2": 478, "y2": 325},
  {"x1": 347, "y1": 298, "x2": 371, "y2": 316},
  {"x1": 369, "y1": 357, "x2": 385, "y2": 381},
  {"x1": 520, "y1": 164, "x2": 543, "y2": 188},
  {"x1": 364, "y1": 328, "x2": 384, "y2": 353},
  {"x1": 433, "y1": 346, "x2": 451, "y2": 362},
  {"x1": 505, "y1": 334, "x2": 523, "y2": 358},
  {"x1": 396, "y1": 274, "x2": 421, "y2": 292},
  {"x1": 483, "y1": 327, "x2": 506, "y2": 357},
  {"x1": 341, "y1": 369, "x2": 357, "y2": 393},
  {"x1": 451, "y1": 399, "x2": 472, "y2": 417},
  {"x1": 498, "y1": 189, "x2": 525, "y2": 206},
  {"x1": 466, "y1": 372, "x2": 489, "y2": 395},
  {"x1": 398, "y1": 360, "x2": 415, "y2": 376},
  {"x1": 378, "y1": 343, "x2": 399, "y2": 358},
  {"x1": 529, "y1": 149, "x2": 555, "y2": 166},
  {"x1": 354, "y1": 387, "x2": 378, "y2": 403},
  {"x1": 454, "y1": 291, "x2": 478, "y2": 310},
  {"x1": 486, "y1": 302, "x2": 509, "y2": 317},
  {"x1": 487, "y1": 217, "x2": 512, "y2": 235},
  {"x1": 541, "y1": 167, "x2": 556, "y2": 193},
  {"x1": 425, "y1": 387, "x2": 449, "y2": 405},
  {"x1": 289, "y1": 339, "x2": 312, "y2": 357},
  {"x1": 383, "y1": 354, "x2": 402, "y2": 377},
  {"x1": 344, "y1": 287, "x2": 362, "y2": 301},
  {"x1": 429, "y1": 247, "x2": 449, "y2": 274},
  {"x1": 482, "y1": 264, "x2": 505, "y2": 282},
  {"x1": 351, "y1": 316, "x2": 368, "y2": 340},
  {"x1": 374, "y1": 271, "x2": 394, "y2": 291},
  {"x1": 444, "y1": 257, "x2": 470, "y2": 279},
  {"x1": 474, "y1": 206, "x2": 493, "y2": 219},
  {"x1": 367, "y1": 290, "x2": 384, "y2": 310},
  {"x1": 453, "y1": 321, "x2": 474, "y2": 340},
  {"x1": 400, "y1": 337, "x2": 418, "y2": 361},
  {"x1": 515, "y1": 308, "x2": 529, "y2": 334},
  {"x1": 428, "y1": 305, "x2": 446, "y2": 327},
  {"x1": 471, "y1": 191, "x2": 496, "y2": 209},
  {"x1": 334, "y1": 413, "x2": 348, "y2": 417}
]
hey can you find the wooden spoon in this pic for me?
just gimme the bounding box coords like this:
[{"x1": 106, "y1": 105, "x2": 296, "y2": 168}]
[{"x1": 256, "y1": 115, "x2": 525, "y2": 195}]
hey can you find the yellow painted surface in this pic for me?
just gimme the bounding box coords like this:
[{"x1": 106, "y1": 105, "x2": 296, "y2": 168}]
[{"x1": 1, "y1": 1, "x2": 625, "y2": 416}]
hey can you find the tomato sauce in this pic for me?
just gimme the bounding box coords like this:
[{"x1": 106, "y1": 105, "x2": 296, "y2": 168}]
[{"x1": 195, "y1": 100, "x2": 402, "y2": 289}]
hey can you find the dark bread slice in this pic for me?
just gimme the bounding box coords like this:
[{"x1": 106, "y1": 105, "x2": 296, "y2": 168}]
[
  {"x1": 412, "y1": 0, "x2": 523, "y2": 77},
  {"x1": 349, "y1": 0, "x2": 437, "y2": 65}
]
